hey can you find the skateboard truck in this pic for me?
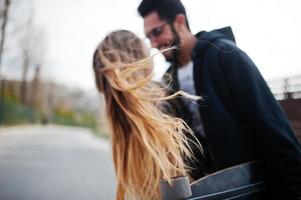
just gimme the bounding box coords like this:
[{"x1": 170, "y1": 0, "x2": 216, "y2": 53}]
[{"x1": 160, "y1": 176, "x2": 192, "y2": 200}]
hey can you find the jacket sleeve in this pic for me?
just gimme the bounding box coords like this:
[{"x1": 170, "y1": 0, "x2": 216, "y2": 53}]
[{"x1": 216, "y1": 41, "x2": 301, "y2": 198}]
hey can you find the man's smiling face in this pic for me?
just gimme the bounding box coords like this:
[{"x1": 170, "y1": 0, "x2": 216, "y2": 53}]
[{"x1": 143, "y1": 11, "x2": 179, "y2": 62}]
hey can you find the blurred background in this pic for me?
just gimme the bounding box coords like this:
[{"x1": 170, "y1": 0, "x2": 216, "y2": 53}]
[
  {"x1": 0, "y1": 0, "x2": 301, "y2": 136},
  {"x1": 0, "y1": 0, "x2": 300, "y2": 199}
]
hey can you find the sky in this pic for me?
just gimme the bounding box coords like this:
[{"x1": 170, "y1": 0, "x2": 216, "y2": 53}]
[{"x1": 32, "y1": 0, "x2": 301, "y2": 91}]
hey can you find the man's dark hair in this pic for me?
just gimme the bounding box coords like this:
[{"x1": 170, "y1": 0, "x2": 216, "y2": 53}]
[{"x1": 137, "y1": 0, "x2": 190, "y2": 29}]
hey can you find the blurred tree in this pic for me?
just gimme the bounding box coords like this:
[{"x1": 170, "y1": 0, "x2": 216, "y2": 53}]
[
  {"x1": 0, "y1": 0, "x2": 11, "y2": 123},
  {"x1": 19, "y1": 14, "x2": 31, "y2": 105},
  {"x1": 0, "y1": 0, "x2": 46, "y2": 124},
  {"x1": 0, "y1": 0, "x2": 10, "y2": 75},
  {"x1": 29, "y1": 65, "x2": 41, "y2": 122}
]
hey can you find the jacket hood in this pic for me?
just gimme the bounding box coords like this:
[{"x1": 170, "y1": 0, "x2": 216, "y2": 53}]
[{"x1": 193, "y1": 26, "x2": 236, "y2": 55}]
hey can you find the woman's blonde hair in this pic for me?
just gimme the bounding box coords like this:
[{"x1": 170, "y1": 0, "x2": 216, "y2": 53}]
[{"x1": 93, "y1": 30, "x2": 197, "y2": 200}]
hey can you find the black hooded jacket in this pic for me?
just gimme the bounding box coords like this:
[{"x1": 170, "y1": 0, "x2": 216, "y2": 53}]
[{"x1": 165, "y1": 27, "x2": 301, "y2": 199}]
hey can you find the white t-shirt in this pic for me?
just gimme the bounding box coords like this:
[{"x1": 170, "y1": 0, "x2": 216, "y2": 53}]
[
  {"x1": 178, "y1": 61, "x2": 195, "y2": 95},
  {"x1": 177, "y1": 61, "x2": 205, "y2": 137}
]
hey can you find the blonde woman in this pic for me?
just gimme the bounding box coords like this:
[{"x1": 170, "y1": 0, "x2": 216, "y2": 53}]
[{"x1": 92, "y1": 30, "x2": 201, "y2": 200}]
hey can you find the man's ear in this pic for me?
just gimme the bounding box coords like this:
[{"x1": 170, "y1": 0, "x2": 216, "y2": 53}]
[{"x1": 173, "y1": 14, "x2": 187, "y2": 31}]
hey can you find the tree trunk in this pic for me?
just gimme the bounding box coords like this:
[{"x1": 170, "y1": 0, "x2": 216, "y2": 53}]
[
  {"x1": 0, "y1": 0, "x2": 11, "y2": 77},
  {"x1": 20, "y1": 48, "x2": 29, "y2": 105}
]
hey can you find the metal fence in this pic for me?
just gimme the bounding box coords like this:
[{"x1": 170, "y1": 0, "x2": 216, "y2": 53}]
[
  {"x1": 268, "y1": 75, "x2": 301, "y2": 140},
  {"x1": 267, "y1": 75, "x2": 301, "y2": 100}
]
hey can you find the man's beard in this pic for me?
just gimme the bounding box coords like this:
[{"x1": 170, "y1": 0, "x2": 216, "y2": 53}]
[
  {"x1": 165, "y1": 38, "x2": 180, "y2": 63},
  {"x1": 161, "y1": 35, "x2": 180, "y2": 63},
  {"x1": 164, "y1": 24, "x2": 181, "y2": 64}
]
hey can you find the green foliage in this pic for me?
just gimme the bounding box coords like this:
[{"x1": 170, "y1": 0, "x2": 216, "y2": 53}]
[
  {"x1": 0, "y1": 98, "x2": 37, "y2": 125},
  {"x1": 0, "y1": 79, "x2": 106, "y2": 137},
  {"x1": 52, "y1": 110, "x2": 98, "y2": 132},
  {"x1": 0, "y1": 97, "x2": 100, "y2": 135}
]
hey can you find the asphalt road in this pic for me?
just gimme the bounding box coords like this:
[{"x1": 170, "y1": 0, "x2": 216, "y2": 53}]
[{"x1": 0, "y1": 125, "x2": 116, "y2": 200}]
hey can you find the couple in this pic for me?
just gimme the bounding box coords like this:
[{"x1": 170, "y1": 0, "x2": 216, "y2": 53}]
[{"x1": 93, "y1": 0, "x2": 301, "y2": 199}]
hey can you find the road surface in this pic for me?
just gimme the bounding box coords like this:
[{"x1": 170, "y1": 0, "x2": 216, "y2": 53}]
[{"x1": 0, "y1": 125, "x2": 116, "y2": 200}]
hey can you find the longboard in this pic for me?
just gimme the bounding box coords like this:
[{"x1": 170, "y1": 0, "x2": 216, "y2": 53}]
[{"x1": 160, "y1": 161, "x2": 269, "y2": 200}]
